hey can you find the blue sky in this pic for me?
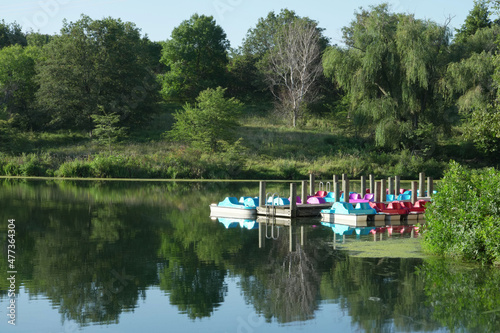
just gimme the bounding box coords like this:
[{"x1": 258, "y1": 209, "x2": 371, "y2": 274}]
[{"x1": 1, "y1": 0, "x2": 476, "y2": 47}]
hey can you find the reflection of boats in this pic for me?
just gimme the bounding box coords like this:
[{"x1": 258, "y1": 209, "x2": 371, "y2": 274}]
[
  {"x1": 216, "y1": 217, "x2": 259, "y2": 230},
  {"x1": 320, "y1": 202, "x2": 385, "y2": 227},
  {"x1": 209, "y1": 197, "x2": 258, "y2": 218},
  {"x1": 321, "y1": 222, "x2": 375, "y2": 236},
  {"x1": 322, "y1": 222, "x2": 420, "y2": 243}
]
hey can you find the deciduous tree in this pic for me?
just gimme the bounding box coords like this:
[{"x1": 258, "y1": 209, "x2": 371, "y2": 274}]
[
  {"x1": 0, "y1": 20, "x2": 26, "y2": 49},
  {"x1": 168, "y1": 87, "x2": 243, "y2": 152},
  {"x1": 159, "y1": 14, "x2": 229, "y2": 101},
  {"x1": 265, "y1": 19, "x2": 323, "y2": 127},
  {"x1": 0, "y1": 45, "x2": 41, "y2": 129},
  {"x1": 36, "y1": 15, "x2": 160, "y2": 131}
]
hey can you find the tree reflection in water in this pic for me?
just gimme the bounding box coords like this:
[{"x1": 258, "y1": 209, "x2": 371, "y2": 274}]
[{"x1": 0, "y1": 179, "x2": 499, "y2": 332}]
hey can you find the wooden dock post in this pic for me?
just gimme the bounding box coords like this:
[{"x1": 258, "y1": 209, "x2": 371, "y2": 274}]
[
  {"x1": 342, "y1": 176, "x2": 350, "y2": 203},
  {"x1": 381, "y1": 179, "x2": 387, "y2": 202},
  {"x1": 395, "y1": 176, "x2": 401, "y2": 196},
  {"x1": 374, "y1": 181, "x2": 381, "y2": 202},
  {"x1": 301, "y1": 180, "x2": 307, "y2": 204},
  {"x1": 388, "y1": 177, "x2": 394, "y2": 196},
  {"x1": 259, "y1": 181, "x2": 266, "y2": 207},
  {"x1": 360, "y1": 176, "x2": 366, "y2": 196},
  {"x1": 419, "y1": 172, "x2": 425, "y2": 198},
  {"x1": 333, "y1": 174, "x2": 339, "y2": 185},
  {"x1": 411, "y1": 181, "x2": 418, "y2": 204},
  {"x1": 334, "y1": 180, "x2": 340, "y2": 202},
  {"x1": 290, "y1": 183, "x2": 297, "y2": 218},
  {"x1": 309, "y1": 173, "x2": 315, "y2": 196},
  {"x1": 427, "y1": 177, "x2": 434, "y2": 198},
  {"x1": 369, "y1": 174, "x2": 375, "y2": 194}
]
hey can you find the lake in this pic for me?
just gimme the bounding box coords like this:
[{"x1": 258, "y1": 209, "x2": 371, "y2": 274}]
[{"x1": 1, "y1": 179, "x2": 499, "y2": 333}]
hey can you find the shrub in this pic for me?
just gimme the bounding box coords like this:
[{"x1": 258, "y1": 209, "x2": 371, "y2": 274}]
[
  {"x1": 56, "y1": 160, "x2": 93, "y2": 178},
  {"x1": 423, "y1": 161, "x2": 500, "y2": 265}
]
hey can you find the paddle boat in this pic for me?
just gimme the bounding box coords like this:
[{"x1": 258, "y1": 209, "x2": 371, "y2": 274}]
[
  {"x1": 210, "y1": 196, "x2": 258, "y2": 218},
  {"x1": 369, "y1": 201, "x2": 409, "y2": 225}
]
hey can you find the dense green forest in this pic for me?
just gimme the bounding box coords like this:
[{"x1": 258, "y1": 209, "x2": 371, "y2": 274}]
[{"x1": 1, "y1": 1, "x2": 499, "y2": 179}]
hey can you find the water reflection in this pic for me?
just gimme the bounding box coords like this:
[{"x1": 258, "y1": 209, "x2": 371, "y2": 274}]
[{"x1": 0, "y1": 179, "x2": 499, "y2": 332}]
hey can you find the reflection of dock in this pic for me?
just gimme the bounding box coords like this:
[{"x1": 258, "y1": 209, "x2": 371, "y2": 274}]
[
  {"x1": 256, "y1": 203, "x2": 331, "y2": 218},
  {"x1": 256, "y1": 217, "x2": 320, "y2": 252}
]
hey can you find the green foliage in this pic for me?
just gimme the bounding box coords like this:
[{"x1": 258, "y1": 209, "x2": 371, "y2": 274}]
[
  {"x1": 241, "y1": 9, "x2": 329, "y2": 126},
  {"x1": 168, "y1": 87, "x2": 243, "y2": 152},
  {"x1": 159, "y1": 14, "x2": 229, "y2": 101},
  {"x1": 91, "y1": 107, "x2": 128, "y2": 153},
  {"x1": 444, "y1": 51, "x2": 496, "y2": 114},
  {"x1": 0, "y1": 153, "x2": 51, "y2": 176},
  {"x1": 454, "y1": 0, "x2": 492, "y2": 43},
  {"x1": 423, "y1": 161, "x2": 500, "y2": 265},
  {"x1": 0, "y1": 45, "x2": 42, "y2": 129},
  {"x1": 418, "y1": 259, "x2": 500, "y2": 331},
  {"x1": 36, "y1": 15, "x2": 160, "y2": 131},
  {"x1": 0, "y1": 20, "x2": 26, "y2": 48},
  {"x1": 242, "y1": 9, "x2": 329, "y2": 57},
  {"x1": 26, "y1": 32, "x2": 53, "y2": 47},
  {"x1": 323, "y1": 4, "x2": 452, "y2": 150},
  {"x1": 463, "y1": 107, "x2": 500, "y2": 154}
]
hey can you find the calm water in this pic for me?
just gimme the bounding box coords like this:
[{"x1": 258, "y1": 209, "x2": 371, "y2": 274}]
[{"x1": 1, "y1": 179, "x2": 499, "y2": 333}]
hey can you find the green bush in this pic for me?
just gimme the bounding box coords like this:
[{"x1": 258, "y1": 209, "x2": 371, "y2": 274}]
[
  {"x1": 56, "y1": 160, "x2": 93, "y2": 178},
  {"x1": 3, "y1": 162, "x2": 20, "y2": 176},
  {"x1": 423, "y1": 161, "x2": 500, "y2": 265}
]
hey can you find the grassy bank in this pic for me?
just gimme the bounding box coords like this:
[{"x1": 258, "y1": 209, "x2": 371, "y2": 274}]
[{"x1": 0, "y1": 107, "x2": 489, "y2": 180}]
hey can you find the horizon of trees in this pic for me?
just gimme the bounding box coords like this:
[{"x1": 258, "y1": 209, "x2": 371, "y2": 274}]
[{"x1": 1, "y1": 1, "x2": 500, "y2": 158}]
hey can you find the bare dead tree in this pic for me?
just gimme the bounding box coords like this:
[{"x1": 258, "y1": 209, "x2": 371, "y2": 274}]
[{"x1": 266, "y1": 19, "x2": 323, "y2": 127}]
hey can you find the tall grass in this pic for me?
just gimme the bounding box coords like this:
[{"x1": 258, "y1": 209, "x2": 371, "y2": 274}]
[{"x1": 0, "y1": 110, "x2": 453, "y2": 180}]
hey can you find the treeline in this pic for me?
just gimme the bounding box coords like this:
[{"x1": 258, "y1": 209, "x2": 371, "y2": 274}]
[{"x1": 0, "y1": 1, "x2": 499, "y2": 166}]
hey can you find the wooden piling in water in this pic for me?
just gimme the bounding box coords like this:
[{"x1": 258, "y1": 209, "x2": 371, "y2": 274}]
[
  {"x1": 427, "y1": 177, "x2": 433, "y2": 198},
  {"x1": 374, "y1": 181, "x2": 381, "y2": 202},
  {"x1": 289, "y1": 224, "x2": 295, "y2": 252},
  {"x1": 259, "y1": 181, "x2": 266, "y2": 207},
  {"x1": 259, "y1": 222, "x2": 265, "y2": 248},
  {"x1": 369, "y1": 174, "x2": 375, "y2": 194},
  {"x1": 360, "y1": 176, "x2": 366, "y2": 196},
  {"x1": 334, "y1": 180, "x2": 340, "y2": 202},
  {"x1": 411, "y1": 181, "x2": 418, "y2": 204},
  {"x1": 309, "y1": 174, "x2": 315, "y2": 196},
  {"x1": 342, "y1": 176, "x2": 350, "y2": 203},
  {"x1": 419, "y1": 172, "x2": 425, "y2": 198},
  {"x1": 301, "y1": 180, "x2": 307, "y2": 204},
  {"x1": 395, "y1": 176, "x2": 401, "y2": 196},
  {"x1": 290, "y1": 183, "x2": 297, "y2": 218},
  {"x1": 388, "y1": 177, "x2": 394, "y2": 196},
  {"x1": 381, "y1": 179, "x2": 387, "y2": 203}
]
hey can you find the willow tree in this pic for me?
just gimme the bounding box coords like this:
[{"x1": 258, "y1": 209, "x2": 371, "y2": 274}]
[
  {"x1": 443, "y1": 1, "x2": 500, "y2": 154},
  {"x1": 323, "y1": 4, "x2": 452, "y2": 150}
]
